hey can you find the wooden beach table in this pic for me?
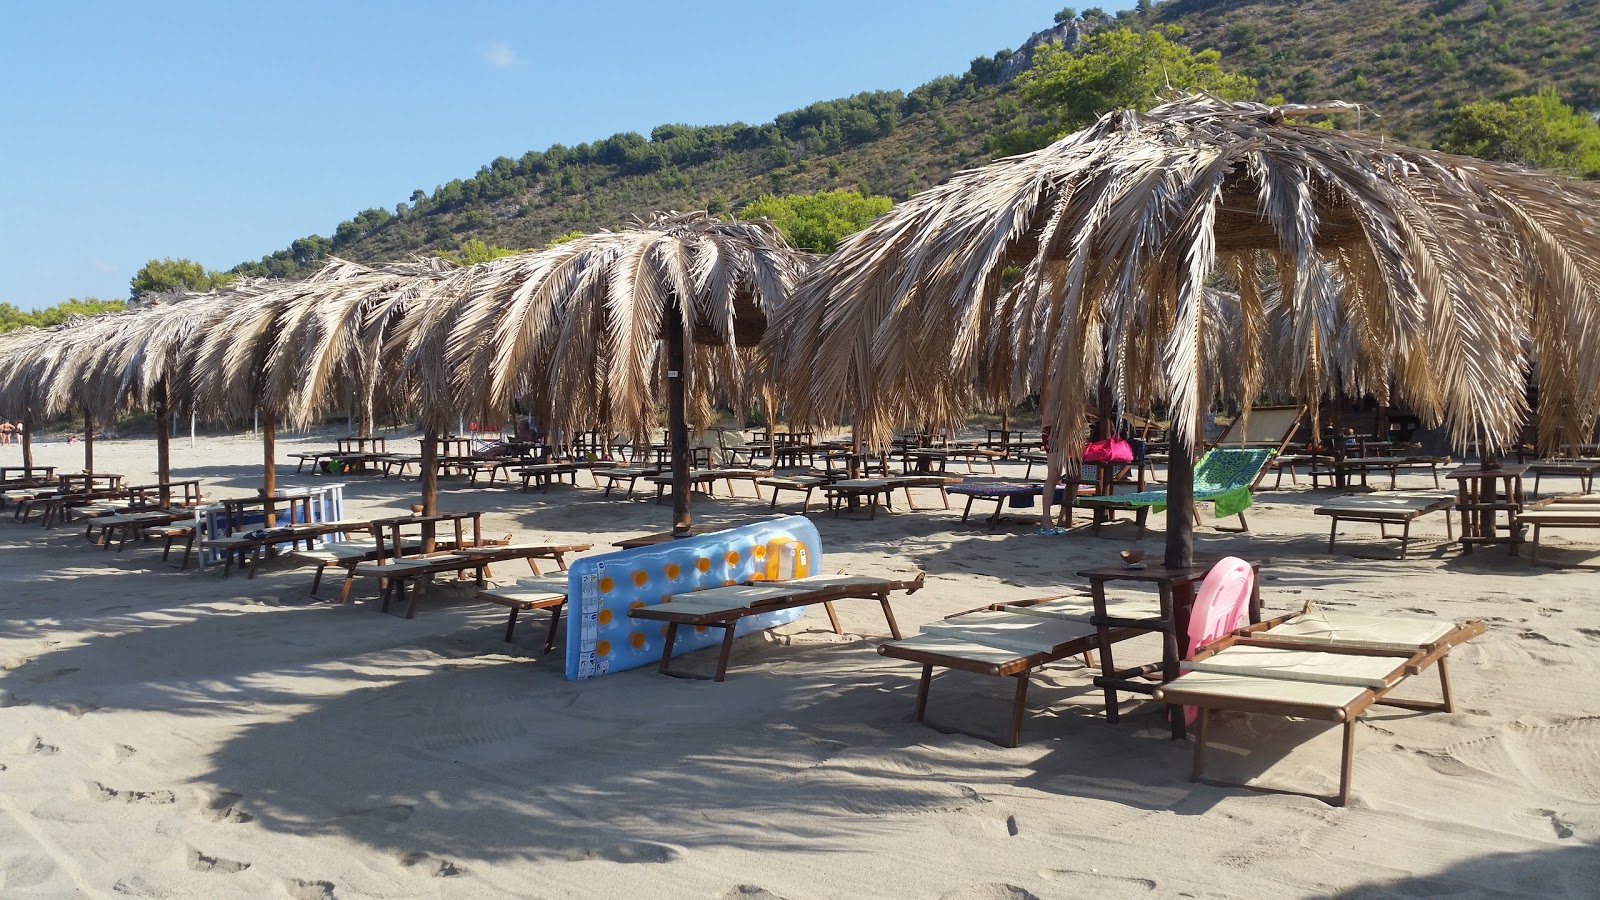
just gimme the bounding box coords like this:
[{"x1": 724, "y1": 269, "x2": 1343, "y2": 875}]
[
  {"x1": 630, "y1": 573, "x2": 925, "y2": 682},
  {"x1": 1447, "y1": 462, "x2": 1528, "y2": 554},
  {"x1": 1314, "y1": 492, "x2": 1456, "y2": 559},
  {"x1": 514, "y1": 462, "x2": 581, "y2": 493}
]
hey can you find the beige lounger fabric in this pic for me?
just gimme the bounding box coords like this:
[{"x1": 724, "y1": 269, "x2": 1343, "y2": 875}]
[
  {"x1": 1261, "y1": 611, "x2": 1455, "y2": 649},
  {"x1": 1185, "y1": 645, "x2": 1398, "y2": 689},
  {"x1": 882, "y1": 633, "x2": 1038, "y2": 668},
  {"x1": 1159, "y1": 669, "x2": 1367, "y2": 708},
  {"x1": 922, "y1": 610, "x2": 1097, "y2": 655},
  {"x1": 482, "y1": 573, "x2": 570, "y2": 601}
]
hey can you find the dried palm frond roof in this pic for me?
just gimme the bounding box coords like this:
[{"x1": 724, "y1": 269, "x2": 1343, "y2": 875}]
[
  {"x1": 775, "y1": 94, "x2": 1600, "y2": 454},
  {"x1": 392, "y1": 211, "x2": 811, "y2": 438}
]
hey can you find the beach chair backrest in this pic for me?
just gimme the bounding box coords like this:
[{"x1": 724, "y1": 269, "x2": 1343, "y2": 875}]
[
  {"x1": 1186, "y1": 556, "x2": 1254, "y2": 659},
  {"x1": 1211, "y1": 405, "x2": 1304, "y2": 448}
]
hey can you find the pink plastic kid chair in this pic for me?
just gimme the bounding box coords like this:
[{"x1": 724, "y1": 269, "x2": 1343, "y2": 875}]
[{"x1": 1181, "y1": 556, "x2": 1255, "y2": 725}]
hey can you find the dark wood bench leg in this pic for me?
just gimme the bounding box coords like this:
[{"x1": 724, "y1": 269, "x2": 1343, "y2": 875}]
[
  {"x1": 1399, "y1": 519, "x2": 1412, "y2": 560},
  {"x1": 1191, "y1": 706, "x2": 1210, "y2": 781},
  {"x1": 658, "y1": 623, "x2": 681, "y2": 675},
  {"x1": 1328, "y1": 516, "x2": 1339, "y2": 553},
  {"x1": 1335, "y1": 719, "x2": 1356, "y2": 807},
  {"x1": 543, "y1": 602, "x2": 564, "y2": 655},
  {"x1": 505, "y1": 606, "x2": 521, "y2": 641},
  {"x1": 1006, "y1": 673, "x2": 1030, "y2": 748},
  {"x1": 877, "y1": 594, "x2": 903, "y2": 639},
  {"x1": 713, "y1": 623, "x2": 738, "y2": 682},
  {"x1": 914, "y1": 663, "x2": 933, "y2": 722},
  {"x1": 822, "y1": 600, "x2": 842, "y2": 634}
]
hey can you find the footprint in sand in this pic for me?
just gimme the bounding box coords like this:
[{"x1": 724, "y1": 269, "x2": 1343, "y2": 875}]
[
  {"x1": 200, "y1": 789, "x2": 253, "y2": 824},
  {"x1": 92, "y1": 782, "x2": 175, "y2": 805},
  {"x1": 26, "y1": 736, "x2": 58, "y2": 755},
  {"x1": 564, "y1": 841, "x2": 680, "y2": 864},
  {"x1": 1006, "y1": 814, "x2": 1020, "y2": 836},
  {"x1": 940, "y1": 884, "x2": 1045, "y2": 900},
  {"x1": 1042, "y1": 869, "x2": 1159, "y2": 893},
  {"x1": 187, "y1": 848, "x2": 251, "y2": 874},
  {"x1": 399, "y1": 851, "x2": 467, "y2": 877},
  {"x1": 28, "y1": 667, "x2": 79, "y2": 685},
  {"x1": 111, "y1": 744, "x2": 137, "y2": 761},
  {"x1": 720, "y1": 887, "x2": 790, "y2": 900},
  {"x1": 1522, "y1": 808, "x2": 1577, "y2": 840},
  {"x1": 286, "y1": 878, "x2": 338, "y2": 899}
]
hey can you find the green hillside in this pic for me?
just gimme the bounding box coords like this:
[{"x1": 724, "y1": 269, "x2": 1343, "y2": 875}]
[{"x1": 234, "y1": 0, "x2": 1600, "y2": 279}]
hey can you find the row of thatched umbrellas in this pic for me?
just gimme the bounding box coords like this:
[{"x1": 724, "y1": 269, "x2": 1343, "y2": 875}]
[{"x1": 4, "y1": 97, "x2": 1600, "y2": 567}]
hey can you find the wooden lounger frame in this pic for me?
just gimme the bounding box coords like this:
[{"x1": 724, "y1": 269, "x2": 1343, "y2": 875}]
[
  {"x1": 353, "y1": 543, "x2": 589, "y2": 619},
  {"x1": 629, "y1": 573, "x2": 925, "y2": 682},
  {"x1": 1314, "y1": 495, "x2": 1456, "y2": 559},
  {"x1": 1157, "y1": 614, "x2": 1485, "y2": 806}
]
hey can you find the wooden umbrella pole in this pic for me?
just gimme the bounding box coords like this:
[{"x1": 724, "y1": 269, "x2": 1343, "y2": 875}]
[
  {"x1": 20, "y1": 414, "x2": 33, "y2": 470},
  {"x1": 421, "y1": 426, "x2": 440, "y2": 552},
  {"x1": 666, "y1": 298, "x2": 692, "y2": 535},
  {"x1": 262, "y1": 410, "x2": 277, "y2": 527},
  {"x1": 83, "y1": 408, "x2": 94, "y2": 474},
  {"x1": 1165, "y1": 430, "x2": 1196, "y2": 569},
  {"x1": 155, "y1": 384, "x2": 172, "y2": 507}
]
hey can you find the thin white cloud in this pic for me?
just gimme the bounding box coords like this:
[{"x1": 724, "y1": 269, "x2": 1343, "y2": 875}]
[
  {"x1": 91, "y1": 259, "x2": 120, "y2": 274},
  {"x1": 486, "y1": 42, "x2": 523, "y2": 70}
]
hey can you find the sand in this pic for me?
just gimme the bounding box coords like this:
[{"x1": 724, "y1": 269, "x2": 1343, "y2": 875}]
[{"x1": 0, "y1": 429, "x2": 1596, "y2": 899}]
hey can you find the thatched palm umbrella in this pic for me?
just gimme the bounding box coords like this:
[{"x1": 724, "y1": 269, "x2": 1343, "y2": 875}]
[
  {"x1": 776, "y1": 95, "x2": 1600, "y2": 567},
  {"x1": 397, "y1": 212, "x2": 808, "y2": 532},
  {"x1": 0, "y1": 324, "x2": 59, "y2": 471},
  {"x1": 181, "y1": 259, "x2": 391, "y2": 516}
]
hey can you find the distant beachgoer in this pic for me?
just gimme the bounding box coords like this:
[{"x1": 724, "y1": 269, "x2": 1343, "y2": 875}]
[{"x1": 0, "y1": 421, "x2": 12, "y2": 445}]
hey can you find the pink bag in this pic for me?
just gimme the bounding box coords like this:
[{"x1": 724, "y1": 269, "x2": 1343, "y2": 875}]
[{"x1": 1083, "y1": 436, "x2": 1134, "y2": 464}]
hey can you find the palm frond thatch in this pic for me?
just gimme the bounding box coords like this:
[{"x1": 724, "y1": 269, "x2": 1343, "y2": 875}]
[{"x1": 775, "y1": 95, "x2": 1600, "y2": 457}]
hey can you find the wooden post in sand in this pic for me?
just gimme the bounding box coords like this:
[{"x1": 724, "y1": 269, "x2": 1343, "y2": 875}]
[
  {"x1": 21, "y1": 414, "x2": 33, "y2": 470},
  {"x1": 665, "y1": 297, "x2": 692, "y2": 536},
  {"x1": 262, "y1": 411, "x2": 277, "y2": 527},
  {"x1": 421, "y1": 426, "x2": 440, "y2": 553},
  {"x1": 155, "y1": 384, "x2": 172, "y2": 507},
  {"x1": 83, "y1": 408, "x2": 94, "y2": 474}
]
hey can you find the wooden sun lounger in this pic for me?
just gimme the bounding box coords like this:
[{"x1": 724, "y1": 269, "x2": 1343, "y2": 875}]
[
  {"x1": 289, "y1": 536, "x2": 427, "y2": 598},
  {"x1": 143, "y1": 523, "x2": 197, "y2": 570},
  {"x1": 477, "y1": 573, "x2": 570, "y2": 651},
  {"x1": 351, "y1": 542, "x2": 590, "y2": 619},
  {"x1": 629, "y1": 573, "x2": 925, "y2": 682},
  {"x1": 515, "y1": 462, "x2": 581, "y2": 492},
  {"x1": 1153, "y1": 608, "x2": 1484, "y2": 806},
  {"x1": 1314, "y1": 492, "x2": 1456, "y2": 559},
  {"x1": 822, "y1": 478, "x2": 896, "y2": 519},
  {"x1": 85, "y1": 509, "x2": 191, "y2": 551},
  {"x1": 1528, "y1": 459, "x2": 1600, "y2": 496},
  {"x1": 206, "y1": 519, "x2": 368, "y2": 578},
  {"x1": 1519, "y1": 506, "x2": 1600, "y2": 565},
  {"x1": 596, "y1": 466, "x2": 661, "y2": 498},
  {"x1": 647, "y1": 468, "x2": 768, "y2": 503},
  {"x1": 757, "y1": 474, "x2": 827, "y2": 512},
  {"x1": 878, "y1": 605, "x2": 1139, "y2": 747}
]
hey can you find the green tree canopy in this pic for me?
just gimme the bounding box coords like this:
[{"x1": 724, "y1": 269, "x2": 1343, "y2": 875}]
[
  {"x1": 438, "y1": 238, "x2": 520, "y2": 266},
  {"x1": 736, "y1": 189, "x2": 894, "y2": 254},
  {"x1": 130, "y1": 257, "x2": 235, "y2": 299},
  {"x1": 0, "y1": 298, "x2": 126, "y2": 334},
  {"x1": 993, "y1": 25, "x2": 1256, "y2": 155},
  {"x1": 1442, "y1": 87, "x2": 1600, "y2": 179}
]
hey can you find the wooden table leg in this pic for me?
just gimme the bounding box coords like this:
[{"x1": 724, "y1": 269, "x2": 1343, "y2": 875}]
[
  {"x1": 1092, "y1": 578, "x2": 1119, "y2": 724},
  {"x1": 543, "y1": 602, "x2": 564, "y2": 655},
  {"x1": 914, "y1": 664, "x2": 932, "y2": 722},
  {"x1": 877, "y1": 594, "x2": 902, "y2": 639},
  {"x1": 1191, "y1": 706, "x2": 1209, "y2": 781},
  {"x1": 1007, "y1": 674, "x2": 1029, "y2": 748},
  {"x1": 658, "y1": 623, "x2": 680, "y2": 675},
  {"x1": 713, "y1": 623, "x2": 738, "y2": 682},
  {"x1": 822, "y1": 600, "x2": 842, "y2": 634},
  {"x1": 1162, "y1": 584, "x2": 1187, "y2": 740}
]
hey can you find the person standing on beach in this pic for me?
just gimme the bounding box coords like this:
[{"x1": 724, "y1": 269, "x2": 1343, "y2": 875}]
[{"x1": 0, "y1": 420, "x2": 13, "y2": 445}]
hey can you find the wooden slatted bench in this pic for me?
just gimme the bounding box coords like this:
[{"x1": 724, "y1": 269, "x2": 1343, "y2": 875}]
[{"x1": 647, "y1": 468, "x2": 768, "y2": 503}]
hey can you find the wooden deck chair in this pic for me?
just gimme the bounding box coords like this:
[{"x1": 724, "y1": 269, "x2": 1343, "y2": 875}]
[{"x1": 1077, "y1": 448, "x2": 1276, "y2": 536}]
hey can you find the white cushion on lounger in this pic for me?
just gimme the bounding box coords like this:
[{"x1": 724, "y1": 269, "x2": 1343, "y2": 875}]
[
  {"x1": 1158, "y1": 670, "x2": 1368, "y2": 709},
  {"x1": 922, "y1": 610, "x2": 1097, "y2": 655},
  {"x1": 1004, "y1": 596, "x2": 1157, "y2": 624},
  {"x1": 483, "y1": 574, "x2": 570, "y2": 602},
  {"x1": 881, "y1": 633, "x2": 1029, "y2": 668},
  {"x1": 1185, "y1": 645, "x2": 1398, "y2": 689},
  {"x1": 1266, "y1": 612, "x2": 1455, "y2": 650}
]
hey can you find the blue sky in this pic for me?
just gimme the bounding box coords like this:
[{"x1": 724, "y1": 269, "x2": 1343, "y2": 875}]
[{"x1": 0, "y1": 1, "x2": 1133, "y2": 309}]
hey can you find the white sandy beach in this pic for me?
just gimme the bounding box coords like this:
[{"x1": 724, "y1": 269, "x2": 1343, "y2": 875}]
[{"x1": 1, "y1": 430, "x2": 1596, "y2": 899}]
